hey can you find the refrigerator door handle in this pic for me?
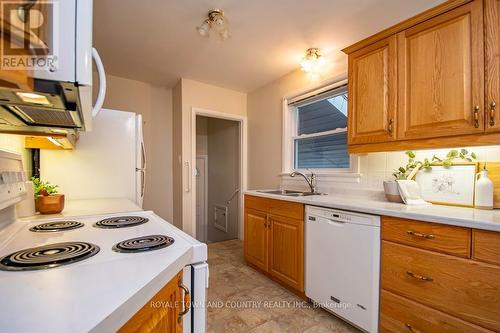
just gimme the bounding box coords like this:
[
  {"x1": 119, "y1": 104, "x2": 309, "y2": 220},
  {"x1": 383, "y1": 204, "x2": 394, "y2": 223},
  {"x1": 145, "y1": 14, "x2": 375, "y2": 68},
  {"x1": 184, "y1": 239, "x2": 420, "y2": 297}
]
[
  {"x1": 184, "y1": 161, "x2": 191, "y2": 193},
  {"x1": 140, "y1": 141, "x2": 146, "y2": 170},
  {"x1": 141, "y1": 170, "x2": 145, "y2": 198}
]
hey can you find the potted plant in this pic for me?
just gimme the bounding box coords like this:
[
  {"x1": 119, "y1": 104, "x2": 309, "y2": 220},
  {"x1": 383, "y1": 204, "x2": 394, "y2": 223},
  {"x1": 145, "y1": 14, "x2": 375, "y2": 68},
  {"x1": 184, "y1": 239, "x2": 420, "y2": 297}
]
[
  {"x1": 32, "y1": 177, "x2": 65, "y2": 214},
  {"x1": 384, "y1": 149, "x2": 477, "y2": 203}
]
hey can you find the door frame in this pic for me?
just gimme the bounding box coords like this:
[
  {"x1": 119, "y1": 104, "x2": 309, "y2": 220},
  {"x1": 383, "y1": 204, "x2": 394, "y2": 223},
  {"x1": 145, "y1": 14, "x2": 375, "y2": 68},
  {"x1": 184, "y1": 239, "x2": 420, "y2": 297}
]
[
  {"x1": 191, "y1": 107, "x2": 248, "y2": 240},
  {"x1": 195, "y1": 155, "x2": 208, "y2": 243}
]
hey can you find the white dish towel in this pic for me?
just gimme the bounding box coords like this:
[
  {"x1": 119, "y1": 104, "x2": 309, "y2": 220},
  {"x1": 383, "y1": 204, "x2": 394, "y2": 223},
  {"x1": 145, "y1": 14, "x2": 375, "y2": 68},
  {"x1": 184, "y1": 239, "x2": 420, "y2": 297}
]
[{"x1": 396, "y1": 180, "x2": 432, "y2": 206}]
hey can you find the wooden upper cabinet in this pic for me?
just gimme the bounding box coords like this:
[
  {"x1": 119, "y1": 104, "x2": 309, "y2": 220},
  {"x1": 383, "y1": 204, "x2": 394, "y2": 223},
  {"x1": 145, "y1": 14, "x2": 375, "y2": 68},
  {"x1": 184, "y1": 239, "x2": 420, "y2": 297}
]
[
  {"x1": 397, "y1": 0, "x2": 485, "y2": 140},
  {"x1": 485, "y1": 0, "x2": 500, "y2": 132},
  {"x1": 348, "y1": 36, "x2": 397, "y2": 144}
]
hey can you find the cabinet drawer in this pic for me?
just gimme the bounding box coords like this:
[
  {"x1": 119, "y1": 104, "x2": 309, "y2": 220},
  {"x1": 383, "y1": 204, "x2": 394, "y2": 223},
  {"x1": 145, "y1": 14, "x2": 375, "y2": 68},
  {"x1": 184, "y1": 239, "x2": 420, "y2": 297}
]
[
  {"x1": 382, "y1": 216, "x2": 471, "y2": 257},
  {"x1": 244, "y1": 195, "x2": 303, "y2": 220},
  {"x1": 473, "y1": 229, "x2": 500, "y2": 266},
  {"x1": 382, "y1": 241, "x2": 500, "y2": 332},
  {"x1": 380, "y1": 290, "x2": 493, "y2": 333}
]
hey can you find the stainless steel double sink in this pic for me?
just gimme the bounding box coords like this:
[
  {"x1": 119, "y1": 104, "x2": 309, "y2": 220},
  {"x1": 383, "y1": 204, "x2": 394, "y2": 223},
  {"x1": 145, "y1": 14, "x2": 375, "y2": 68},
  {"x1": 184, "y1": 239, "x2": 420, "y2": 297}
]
[{"x1": 257, "y1": 189, "x2": 326, "y2": 197}]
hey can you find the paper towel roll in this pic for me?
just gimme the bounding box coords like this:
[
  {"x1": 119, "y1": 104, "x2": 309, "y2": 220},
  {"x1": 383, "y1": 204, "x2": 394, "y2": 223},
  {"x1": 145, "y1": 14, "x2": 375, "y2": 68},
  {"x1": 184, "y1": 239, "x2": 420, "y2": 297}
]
[{"x1": 16, "y1": 181, "x2": 36, "y2": 218}]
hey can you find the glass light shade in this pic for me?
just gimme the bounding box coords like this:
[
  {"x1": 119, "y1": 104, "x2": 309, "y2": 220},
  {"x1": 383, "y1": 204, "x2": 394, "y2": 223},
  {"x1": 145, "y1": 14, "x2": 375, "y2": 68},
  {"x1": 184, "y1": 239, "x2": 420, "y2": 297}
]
[
  {"x1": 219, "y1": 28, "x2": 230, "y2": 40},
  {"x1": 300, "y1": 49, "x2": 326, "y2": 74},
  {"x1": 196, "y1": 20, "x2": 211, "y2": 37}
]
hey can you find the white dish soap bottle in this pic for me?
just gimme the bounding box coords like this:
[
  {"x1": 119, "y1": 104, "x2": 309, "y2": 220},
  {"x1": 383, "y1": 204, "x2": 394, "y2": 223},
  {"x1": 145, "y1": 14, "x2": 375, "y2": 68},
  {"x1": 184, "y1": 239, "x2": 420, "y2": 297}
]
[{"x1": 475, "y1": 164, "x2": 494, "y2": 210}]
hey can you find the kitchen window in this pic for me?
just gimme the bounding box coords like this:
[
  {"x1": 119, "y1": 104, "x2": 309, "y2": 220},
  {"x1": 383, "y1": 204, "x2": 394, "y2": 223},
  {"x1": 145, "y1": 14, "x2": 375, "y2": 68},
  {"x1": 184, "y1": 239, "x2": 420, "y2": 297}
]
[{"x1": 283, "y1": 80, "x2": 358, "y2": 175}]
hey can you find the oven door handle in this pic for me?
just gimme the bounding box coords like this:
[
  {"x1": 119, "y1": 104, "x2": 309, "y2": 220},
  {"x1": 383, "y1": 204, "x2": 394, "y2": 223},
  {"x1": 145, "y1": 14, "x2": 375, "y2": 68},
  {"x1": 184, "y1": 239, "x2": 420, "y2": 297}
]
[{"x1": 177, "y1": 281, "x2": 191, "y2": 323}]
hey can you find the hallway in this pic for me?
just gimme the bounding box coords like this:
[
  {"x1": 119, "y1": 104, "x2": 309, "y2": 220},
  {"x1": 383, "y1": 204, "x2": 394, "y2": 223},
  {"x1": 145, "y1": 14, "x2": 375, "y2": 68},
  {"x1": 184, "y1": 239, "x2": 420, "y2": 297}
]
[{"x1": 206, "y1": 240, "x2": 360, "y2": 333}]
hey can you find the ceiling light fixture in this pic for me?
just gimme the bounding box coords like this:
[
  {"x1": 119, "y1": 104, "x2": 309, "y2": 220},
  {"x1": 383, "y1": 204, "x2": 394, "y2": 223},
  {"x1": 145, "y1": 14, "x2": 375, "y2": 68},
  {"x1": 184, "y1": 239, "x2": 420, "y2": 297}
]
[
  {"x1": 300, "y1": 48, "x2": 326, "y2": 74},
  {"x1": 196, "y1": 9, "x2": 230, "y2": 40}
]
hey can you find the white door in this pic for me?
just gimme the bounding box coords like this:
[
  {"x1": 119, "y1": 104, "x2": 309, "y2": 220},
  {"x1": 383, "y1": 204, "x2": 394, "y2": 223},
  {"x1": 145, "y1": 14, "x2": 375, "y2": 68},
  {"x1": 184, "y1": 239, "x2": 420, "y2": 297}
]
[{"x1": 196, "y1": 156, "x2": 208, "y2": 242}]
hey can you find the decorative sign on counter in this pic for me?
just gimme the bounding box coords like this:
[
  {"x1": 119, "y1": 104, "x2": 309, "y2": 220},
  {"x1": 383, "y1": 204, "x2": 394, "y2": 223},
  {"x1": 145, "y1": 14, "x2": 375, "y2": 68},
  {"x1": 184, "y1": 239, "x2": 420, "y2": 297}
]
[{"x1": 415, "y1": 163, "x2": 477, "y2": 207}]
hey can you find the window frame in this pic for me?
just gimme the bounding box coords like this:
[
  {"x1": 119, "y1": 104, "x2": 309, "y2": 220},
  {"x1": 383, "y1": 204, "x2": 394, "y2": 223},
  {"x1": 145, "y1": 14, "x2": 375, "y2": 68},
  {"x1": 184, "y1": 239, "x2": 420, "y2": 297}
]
[{"x1": 282, "y1": 78, "x2": 360, "y2": 177}]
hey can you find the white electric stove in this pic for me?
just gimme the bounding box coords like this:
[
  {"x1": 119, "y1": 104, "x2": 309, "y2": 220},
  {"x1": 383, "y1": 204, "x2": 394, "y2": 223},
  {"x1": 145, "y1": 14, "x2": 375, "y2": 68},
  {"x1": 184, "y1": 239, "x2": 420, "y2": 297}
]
[{"x1": 0, "y1": 150, "x2": 208, "y2": 333}]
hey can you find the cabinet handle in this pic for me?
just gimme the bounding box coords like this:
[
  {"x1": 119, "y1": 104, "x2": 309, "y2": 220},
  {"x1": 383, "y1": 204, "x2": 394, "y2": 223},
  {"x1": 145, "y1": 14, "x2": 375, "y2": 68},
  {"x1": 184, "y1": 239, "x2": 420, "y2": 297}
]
[
  {"x1": 490, "y1": 101, "x2": 496, "y2": 127},
  {"x1": 405, "y1": 323, "x2": 424, "y2": 333},
  {"x1": 406, "y1": 271, "x2": 433, "y2": 282},
  {"x1": 177, "y1": 280, "x2": 191, "y2": 323},
  {"x1": 406, "y1": 230, "x2": 434, "y2": 239},
  {"x1": 473, "y1": 106, "x2": 480, "y2": 128},
  {"x1": 388, "y1": 118, "x2": 393, "y2": 134}
]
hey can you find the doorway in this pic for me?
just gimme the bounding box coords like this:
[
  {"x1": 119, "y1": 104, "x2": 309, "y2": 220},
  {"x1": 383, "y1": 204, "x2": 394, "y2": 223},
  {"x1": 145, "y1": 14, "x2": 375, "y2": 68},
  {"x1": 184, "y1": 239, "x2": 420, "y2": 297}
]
[{"x1": 195, "y1": 115, "x2": 241, "y2": 243}]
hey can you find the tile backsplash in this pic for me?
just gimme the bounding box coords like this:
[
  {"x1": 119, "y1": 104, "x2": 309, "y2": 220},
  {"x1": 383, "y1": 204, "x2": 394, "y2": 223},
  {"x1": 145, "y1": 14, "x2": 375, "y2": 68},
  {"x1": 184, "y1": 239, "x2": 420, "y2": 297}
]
[
  {"x1": 281, "y1": 146, "x2": 500, "y2": 194},
  {"x1": 359, "y1": 146, "x2": 500, "y2": 190}
]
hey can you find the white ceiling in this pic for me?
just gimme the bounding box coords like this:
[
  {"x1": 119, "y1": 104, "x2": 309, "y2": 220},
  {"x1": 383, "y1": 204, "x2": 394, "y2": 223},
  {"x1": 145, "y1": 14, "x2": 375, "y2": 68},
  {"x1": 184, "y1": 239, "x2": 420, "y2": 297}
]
[{"x1": 93, "y1": 0, "x2": 444, "y2": 92}]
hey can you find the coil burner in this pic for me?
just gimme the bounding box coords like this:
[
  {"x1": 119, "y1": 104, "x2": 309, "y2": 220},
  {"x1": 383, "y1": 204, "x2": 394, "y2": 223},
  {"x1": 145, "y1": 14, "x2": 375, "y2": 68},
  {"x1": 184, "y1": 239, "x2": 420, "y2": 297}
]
[
  {"x1": 94, "y1": 216, "x2": 149, "y2": 229},
  {"x1": 112, "y1": 235, "x2": 174, "y2": 253},
  {"x1": 0, "y1": 242, "x2": 100, "y2": 271},
  {"x1": 29, "y1": 221, "x2": 84, "y2": 232}
]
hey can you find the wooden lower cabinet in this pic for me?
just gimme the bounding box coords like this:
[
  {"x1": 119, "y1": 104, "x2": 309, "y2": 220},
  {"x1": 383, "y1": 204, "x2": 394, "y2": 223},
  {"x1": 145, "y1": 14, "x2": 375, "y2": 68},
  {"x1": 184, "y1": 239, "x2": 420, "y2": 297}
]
[
  {"x1": 380, "y1": 290, "x2": 493, "y2": 333},
  {"x1": 268, "y1": 214, "x2": 304, "y2": 292},
  {"x1": 473, "y1": 229, "x2": 500, "y2": 265},
  {"x1": 381, "y1": 216, "x2": 472, "y2": 258},
  {"x1": 381, "y1": 216, "x2": 500, "y2": 332},
  {"x1": 244, "y1": 208, "x2": 268, "y2": 271},
  {"x1": 119, "y1": 271, "x2": 187, "y2": 333},
  {"x1": 244, "y1": 195, "x2": 304, "y2": 295}
]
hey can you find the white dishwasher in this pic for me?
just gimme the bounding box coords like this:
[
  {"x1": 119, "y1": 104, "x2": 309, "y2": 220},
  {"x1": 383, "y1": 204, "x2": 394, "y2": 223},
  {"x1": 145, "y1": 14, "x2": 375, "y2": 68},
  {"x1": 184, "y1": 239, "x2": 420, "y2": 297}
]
[{"x1": 305, "y1": 205, "x2": 380, "y2": 333}]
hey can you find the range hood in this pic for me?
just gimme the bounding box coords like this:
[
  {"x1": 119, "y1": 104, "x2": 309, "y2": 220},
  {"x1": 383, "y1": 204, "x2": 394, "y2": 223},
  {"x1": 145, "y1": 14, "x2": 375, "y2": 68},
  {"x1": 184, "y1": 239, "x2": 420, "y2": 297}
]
[{"x1": 0, "y1": 79, "x2": 89, "y2": 136}]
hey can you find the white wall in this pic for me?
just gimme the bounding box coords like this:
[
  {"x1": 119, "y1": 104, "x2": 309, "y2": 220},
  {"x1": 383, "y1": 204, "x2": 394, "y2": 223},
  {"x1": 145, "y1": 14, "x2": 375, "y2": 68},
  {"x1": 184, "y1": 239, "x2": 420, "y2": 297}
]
[{"x1": 172, "y1": 78, "x2": 247, "y2": 236}]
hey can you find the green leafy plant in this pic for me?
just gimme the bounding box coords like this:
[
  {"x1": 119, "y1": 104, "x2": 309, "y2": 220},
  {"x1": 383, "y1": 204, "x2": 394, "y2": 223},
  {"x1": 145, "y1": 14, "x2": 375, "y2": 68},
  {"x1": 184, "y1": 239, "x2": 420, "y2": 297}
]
[
  {"x1": 31, "y1": 177, "x2": 59, "y2": 196},
  {"x1": 392, "y1": 149, "x2": 477, "y2": 180}
]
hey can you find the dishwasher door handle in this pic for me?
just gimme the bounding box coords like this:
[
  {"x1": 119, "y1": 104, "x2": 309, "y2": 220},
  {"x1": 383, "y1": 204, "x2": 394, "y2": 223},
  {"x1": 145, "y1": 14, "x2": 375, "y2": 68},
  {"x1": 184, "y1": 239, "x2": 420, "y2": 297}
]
[{"x1": 322, "y1": 217, "x2": 346, "y2": 225}]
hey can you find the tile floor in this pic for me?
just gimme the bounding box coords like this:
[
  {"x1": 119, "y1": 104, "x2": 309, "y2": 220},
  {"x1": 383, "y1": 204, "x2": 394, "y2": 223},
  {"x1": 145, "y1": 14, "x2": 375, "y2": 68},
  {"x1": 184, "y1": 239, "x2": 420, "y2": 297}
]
[{"x1": 207, "y1": 240, "x2": 361, "y2": 333}]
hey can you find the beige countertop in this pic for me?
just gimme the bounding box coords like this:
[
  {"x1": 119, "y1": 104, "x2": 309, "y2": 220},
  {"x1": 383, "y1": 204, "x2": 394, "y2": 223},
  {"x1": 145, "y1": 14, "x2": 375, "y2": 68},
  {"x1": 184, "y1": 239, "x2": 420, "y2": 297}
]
[{"x1": 245, "y1": 190, "x2": 500, "y2": 232}]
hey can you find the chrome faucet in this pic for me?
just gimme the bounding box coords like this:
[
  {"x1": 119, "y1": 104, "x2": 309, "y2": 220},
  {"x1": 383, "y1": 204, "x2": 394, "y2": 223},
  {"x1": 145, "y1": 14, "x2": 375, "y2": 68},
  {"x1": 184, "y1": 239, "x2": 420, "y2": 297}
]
[{"x1": 289, "y1": 171, "x2": 317, "y2": 193}]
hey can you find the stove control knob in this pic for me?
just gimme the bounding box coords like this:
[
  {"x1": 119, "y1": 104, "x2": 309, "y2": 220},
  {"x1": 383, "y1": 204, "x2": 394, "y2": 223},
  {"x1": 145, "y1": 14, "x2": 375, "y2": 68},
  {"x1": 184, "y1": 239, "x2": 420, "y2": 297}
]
[{"x1": 0, "y1": 172, "x2": 6, "y2": 184}]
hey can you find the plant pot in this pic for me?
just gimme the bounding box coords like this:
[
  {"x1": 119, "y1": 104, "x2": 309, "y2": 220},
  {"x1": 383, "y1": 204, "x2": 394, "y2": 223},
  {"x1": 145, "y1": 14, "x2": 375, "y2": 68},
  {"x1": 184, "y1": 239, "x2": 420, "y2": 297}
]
[
  {"x1": 36, "y1": 194, "x2": 65, "y2": 215},
  {"x1": 383, "y1": 181, "x2": 403, "y2": 203}
]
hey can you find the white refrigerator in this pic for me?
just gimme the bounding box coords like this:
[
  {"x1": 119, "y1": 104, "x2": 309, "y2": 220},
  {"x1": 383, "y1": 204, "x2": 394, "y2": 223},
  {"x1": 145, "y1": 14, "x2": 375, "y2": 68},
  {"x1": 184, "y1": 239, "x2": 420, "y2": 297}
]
[{"x1": 40, "y1": 109, "x2": 146, "y2": 207}]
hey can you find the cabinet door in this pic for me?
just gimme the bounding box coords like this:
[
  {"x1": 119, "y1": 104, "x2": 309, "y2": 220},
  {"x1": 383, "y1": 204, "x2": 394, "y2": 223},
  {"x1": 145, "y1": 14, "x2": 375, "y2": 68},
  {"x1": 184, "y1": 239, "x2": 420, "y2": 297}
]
[
  {"x1": 0, "y1": 34, "x2": 33, "y2": 90},
  {"x1": 485, "y1": 0, "x2": 500, "y2": 132},
  {"x1": 244, "y1": 208, "x2": 268, "y2": 271},
  {"x1": 119, "y1": 271, "x2": 184, "y2": 333},
  {"x1": 397, "y1": 0, "x2": 484, "y2": 140},
  {"x1": 348, "y1": 36, "x2": 397, "y2": 145},
  {"x1": 268, "y1": 214, "x2": 304, "y2": 292}
]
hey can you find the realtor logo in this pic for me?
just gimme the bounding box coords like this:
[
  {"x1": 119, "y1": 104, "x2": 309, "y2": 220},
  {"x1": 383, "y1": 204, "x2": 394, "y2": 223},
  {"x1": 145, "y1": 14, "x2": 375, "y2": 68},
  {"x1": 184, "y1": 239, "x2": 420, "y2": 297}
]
[{"x1": 0, "y1": 0, "x2": 58, "y2": 71}]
